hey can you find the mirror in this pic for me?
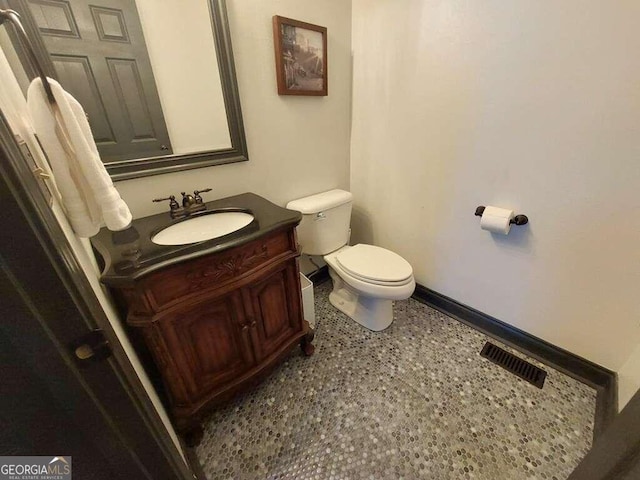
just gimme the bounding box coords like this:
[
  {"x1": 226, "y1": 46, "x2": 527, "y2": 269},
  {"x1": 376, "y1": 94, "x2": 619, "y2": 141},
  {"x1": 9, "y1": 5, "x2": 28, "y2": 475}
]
[{"x1": 4, "y1": 0, "x2": 247, "y2": 180}]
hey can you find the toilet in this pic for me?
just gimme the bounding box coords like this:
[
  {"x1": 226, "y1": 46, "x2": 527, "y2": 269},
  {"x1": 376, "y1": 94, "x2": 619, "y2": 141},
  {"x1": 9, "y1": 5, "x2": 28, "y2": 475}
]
[{"x1": 286, "y1": 189, "x2": 415, "y2": 331}]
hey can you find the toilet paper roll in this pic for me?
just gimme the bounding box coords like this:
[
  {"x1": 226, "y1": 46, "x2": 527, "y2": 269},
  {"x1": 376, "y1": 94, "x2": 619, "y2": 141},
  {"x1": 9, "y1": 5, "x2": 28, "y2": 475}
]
[{"x1": 480, "y1": 206, "x2": 514, "y2": 235}]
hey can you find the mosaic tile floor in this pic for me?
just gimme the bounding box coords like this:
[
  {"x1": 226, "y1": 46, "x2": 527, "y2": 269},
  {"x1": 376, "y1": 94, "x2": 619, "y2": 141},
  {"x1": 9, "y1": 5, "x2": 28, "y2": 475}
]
[{"x1": 196, "y1": 281, "x2": 596, "y2": 480}]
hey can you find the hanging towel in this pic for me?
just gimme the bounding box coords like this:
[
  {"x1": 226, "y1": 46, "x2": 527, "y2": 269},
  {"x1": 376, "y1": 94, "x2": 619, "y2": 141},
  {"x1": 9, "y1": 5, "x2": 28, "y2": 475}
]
[{"x1": 26, "y1": 77, "x2": 132, "y2": 237}]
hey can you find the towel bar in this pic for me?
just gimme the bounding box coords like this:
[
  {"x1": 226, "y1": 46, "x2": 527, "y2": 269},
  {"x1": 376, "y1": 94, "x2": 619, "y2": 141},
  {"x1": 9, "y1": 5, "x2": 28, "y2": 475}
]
[{"x1": 0, "y1": 9, "x2": 55, "y2": 104}]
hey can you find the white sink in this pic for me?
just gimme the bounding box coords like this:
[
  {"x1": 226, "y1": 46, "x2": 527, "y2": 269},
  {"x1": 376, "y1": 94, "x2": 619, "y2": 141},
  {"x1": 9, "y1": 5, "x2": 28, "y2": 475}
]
[{"x1": 151, "y1": 211, "x2": 254, "y2": 246}]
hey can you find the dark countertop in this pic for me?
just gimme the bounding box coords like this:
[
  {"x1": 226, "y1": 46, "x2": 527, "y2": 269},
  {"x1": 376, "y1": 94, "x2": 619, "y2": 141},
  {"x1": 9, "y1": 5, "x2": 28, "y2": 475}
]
[{"x1": 91, "y1": 192, "x2": 301, "y2": 286}]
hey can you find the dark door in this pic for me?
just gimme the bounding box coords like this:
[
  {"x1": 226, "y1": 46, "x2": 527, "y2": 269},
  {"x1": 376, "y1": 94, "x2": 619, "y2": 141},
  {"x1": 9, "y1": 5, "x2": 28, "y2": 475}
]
[
  {"x1": 568, "y1": 389, "x2": 640, "y2": 479},
  {"x1": 23, "y1": 0, "x2": 172, "y2": 160},
  {"x1": 0, "y1": 113, "x2": 191, "y2": 478},
  {"x1": 244, "y1": 261, "x2": 304, "y2": 361},
  {"x1": 0, "y1": 269, "x2": 159, "y2": 479}
]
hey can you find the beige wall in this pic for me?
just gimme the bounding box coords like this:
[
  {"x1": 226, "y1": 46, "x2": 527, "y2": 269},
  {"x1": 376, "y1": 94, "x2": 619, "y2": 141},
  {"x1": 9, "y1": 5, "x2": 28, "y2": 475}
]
[
  {"x1": 350, "y1": 0, "x2": 640, "y2": 370},
  {"x1": 115, "y1": 0, "x2": 352, "y2": 219}
]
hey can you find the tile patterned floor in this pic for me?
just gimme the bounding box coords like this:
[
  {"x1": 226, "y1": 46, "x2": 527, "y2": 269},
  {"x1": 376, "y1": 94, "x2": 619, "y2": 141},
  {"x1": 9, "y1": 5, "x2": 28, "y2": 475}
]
[{"x1": 196, "y1": 281, "x2": 596, "y2": 480}]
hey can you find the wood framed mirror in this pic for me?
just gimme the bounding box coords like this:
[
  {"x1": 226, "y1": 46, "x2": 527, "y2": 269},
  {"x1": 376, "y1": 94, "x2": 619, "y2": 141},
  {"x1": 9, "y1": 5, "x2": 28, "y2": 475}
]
[{"x1": 2, "y1": 0, "x2": 248, "y2": 181}]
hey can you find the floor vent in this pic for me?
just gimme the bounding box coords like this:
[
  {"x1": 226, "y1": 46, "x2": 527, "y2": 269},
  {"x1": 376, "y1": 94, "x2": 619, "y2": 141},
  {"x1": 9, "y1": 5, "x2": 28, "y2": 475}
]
[{"x1": 480, "y1": 342, "x2": 547, "y2": 389}]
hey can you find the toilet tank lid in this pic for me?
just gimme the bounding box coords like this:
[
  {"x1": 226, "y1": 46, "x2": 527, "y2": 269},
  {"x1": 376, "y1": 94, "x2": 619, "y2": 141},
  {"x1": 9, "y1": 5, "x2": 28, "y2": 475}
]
[{"x1": 286, "y1": 189, "x2": 353, "y2": 214}]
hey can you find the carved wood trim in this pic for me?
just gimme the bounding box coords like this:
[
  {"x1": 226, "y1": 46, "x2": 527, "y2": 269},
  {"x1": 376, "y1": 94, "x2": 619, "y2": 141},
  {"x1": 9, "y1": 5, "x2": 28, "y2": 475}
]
[
  {"x1": 185, "y1": 243, "x2": 268, "y2": 290},
  {"x1": 130, "y1": 252, "x2": 299, "y2": 325},
  {"x1": 143, "y1": 230, "x2": 296, "y2": 309}
]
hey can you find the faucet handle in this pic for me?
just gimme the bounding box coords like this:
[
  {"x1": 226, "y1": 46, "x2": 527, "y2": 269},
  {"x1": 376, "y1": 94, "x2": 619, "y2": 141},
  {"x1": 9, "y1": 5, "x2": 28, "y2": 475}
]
[
  {"x1": 153, "y1": 195, "x2": 180, "y2": 211},
  {"x1": 193, "y1": 188, "x2": 212, "y2": 204}
]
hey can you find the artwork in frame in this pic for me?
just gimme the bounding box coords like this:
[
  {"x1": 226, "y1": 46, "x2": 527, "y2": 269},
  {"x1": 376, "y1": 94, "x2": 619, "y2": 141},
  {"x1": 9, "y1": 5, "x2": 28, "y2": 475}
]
[{"x1": 272, "y1": 16, "x2": 327, "y2": 96}]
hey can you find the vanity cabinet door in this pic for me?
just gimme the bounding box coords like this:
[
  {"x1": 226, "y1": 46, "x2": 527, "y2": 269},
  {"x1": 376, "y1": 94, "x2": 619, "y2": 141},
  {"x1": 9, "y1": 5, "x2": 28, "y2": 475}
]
[
  {"x1": 243, "y1": 260, "x2": 304, "y2": 362},
  {"x1": 160, "y1": 291, "x2": 255, "y2": 402}
]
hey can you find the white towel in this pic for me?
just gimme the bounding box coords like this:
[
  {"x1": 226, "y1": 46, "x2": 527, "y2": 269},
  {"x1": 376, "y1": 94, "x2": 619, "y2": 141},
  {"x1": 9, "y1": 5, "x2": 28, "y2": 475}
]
[{"x1": 27, "y1": 77, "x2": 132, "y2": 237}]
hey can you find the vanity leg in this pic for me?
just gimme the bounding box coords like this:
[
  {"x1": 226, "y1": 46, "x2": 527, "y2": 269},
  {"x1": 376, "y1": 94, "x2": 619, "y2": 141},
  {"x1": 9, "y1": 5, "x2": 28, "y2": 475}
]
[
  {"x1": 181, "y1": 423, "x2": 204, "y2": 448},
  {"x1": 300, "y1": 328, "x2": 315, "y2": 356}
]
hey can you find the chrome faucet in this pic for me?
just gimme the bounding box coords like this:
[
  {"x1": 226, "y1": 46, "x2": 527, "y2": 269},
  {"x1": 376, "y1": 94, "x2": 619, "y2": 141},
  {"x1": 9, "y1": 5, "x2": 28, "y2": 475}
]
[{"x1": 153, "y1": 188, "x2": 212, "y2": 219}]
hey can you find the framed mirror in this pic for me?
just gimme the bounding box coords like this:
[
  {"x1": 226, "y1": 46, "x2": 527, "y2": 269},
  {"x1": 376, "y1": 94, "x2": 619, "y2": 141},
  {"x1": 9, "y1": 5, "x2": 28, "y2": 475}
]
[{"x1": 2, "y1": 0, "x2": 247, "y2": 180}]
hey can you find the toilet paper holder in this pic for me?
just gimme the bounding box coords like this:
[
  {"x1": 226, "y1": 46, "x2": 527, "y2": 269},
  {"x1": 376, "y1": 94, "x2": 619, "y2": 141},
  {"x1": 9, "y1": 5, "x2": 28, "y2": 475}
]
[{"x1": 474, "y1": 206, "x2": 528, "y2": 226}]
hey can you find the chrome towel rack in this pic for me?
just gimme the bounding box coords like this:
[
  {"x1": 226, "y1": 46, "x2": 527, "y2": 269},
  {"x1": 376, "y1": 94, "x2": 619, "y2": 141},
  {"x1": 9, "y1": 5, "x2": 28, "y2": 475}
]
[{"x1": 0, "y1": 8, "x2": 55, "y2": 104}]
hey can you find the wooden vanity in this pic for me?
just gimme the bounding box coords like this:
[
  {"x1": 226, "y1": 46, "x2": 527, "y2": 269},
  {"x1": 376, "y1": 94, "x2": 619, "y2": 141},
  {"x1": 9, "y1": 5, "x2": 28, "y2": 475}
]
[{"x1": 92, "y1": 193, "x2": 314, "y2": 445}]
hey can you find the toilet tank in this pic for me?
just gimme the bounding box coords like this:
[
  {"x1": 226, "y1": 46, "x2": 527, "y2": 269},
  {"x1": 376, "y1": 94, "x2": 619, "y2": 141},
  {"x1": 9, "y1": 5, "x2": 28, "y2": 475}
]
[{"x1": 286, "y1": 189, "x2": 353, "y2": 256}]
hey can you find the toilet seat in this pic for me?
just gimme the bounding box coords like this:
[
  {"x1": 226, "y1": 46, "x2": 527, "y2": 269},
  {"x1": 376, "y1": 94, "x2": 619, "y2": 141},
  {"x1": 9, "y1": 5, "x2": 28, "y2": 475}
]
[
  {"x1": 336, "y1": 244, "x2": 413, "y2": 286},
  {"x1": 324, "y1": 245, "x2": 416, "y2": 329}
]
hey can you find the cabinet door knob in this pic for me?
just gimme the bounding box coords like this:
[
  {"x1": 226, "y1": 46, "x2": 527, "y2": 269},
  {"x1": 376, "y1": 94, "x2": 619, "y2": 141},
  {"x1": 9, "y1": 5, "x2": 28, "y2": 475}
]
[
  {"x1": 242, "y1": 324, "x2": 249, "y2": 331},
  {"x1": 250, "y1": 321, "x2": 257, "y2": 328}
]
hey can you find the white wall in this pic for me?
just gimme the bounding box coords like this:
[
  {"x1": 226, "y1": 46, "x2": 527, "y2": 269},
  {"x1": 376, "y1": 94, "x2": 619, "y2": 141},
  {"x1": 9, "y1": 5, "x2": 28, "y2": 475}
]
[
  {"x1": 618, "y1": 344, "x2": 640, "y2": 410},
  {"x1": 115, "y1": 0, "x2": 352, "y2": 219},
  {"x1": 350, "y1": 0, "x2": 640, "y2": 370},
  {"x1": 135, "y1": 0, "x2": 230, "y2": 153}
]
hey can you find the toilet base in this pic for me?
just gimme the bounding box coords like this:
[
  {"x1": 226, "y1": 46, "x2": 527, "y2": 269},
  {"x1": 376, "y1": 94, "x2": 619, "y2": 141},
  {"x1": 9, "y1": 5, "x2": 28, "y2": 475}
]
[{"x1": 328, "y1": 269, "x2": 394, "y2": 331}]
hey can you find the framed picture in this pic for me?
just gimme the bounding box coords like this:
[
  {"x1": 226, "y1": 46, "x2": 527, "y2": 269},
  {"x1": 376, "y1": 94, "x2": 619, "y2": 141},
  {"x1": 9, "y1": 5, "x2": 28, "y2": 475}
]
[{"x1": 272, "y1": 16, "x2": 327, "y2": 96}]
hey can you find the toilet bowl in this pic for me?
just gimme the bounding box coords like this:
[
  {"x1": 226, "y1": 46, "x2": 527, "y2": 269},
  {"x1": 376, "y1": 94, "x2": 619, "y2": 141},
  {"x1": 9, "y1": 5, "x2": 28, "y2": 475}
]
[
  {"x1": 286, "y1": 189, "x2": 416, "y2": 331},
  {"x1": 324, "y1": 245, "x2": 415, "y2": 331}
]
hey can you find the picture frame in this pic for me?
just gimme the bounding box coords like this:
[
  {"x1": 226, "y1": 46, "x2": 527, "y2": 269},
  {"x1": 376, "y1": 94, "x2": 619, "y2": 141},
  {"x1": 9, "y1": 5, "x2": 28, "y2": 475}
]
[{"x1": 272, "y1": 16, "x2": 327, "y2": 96}]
